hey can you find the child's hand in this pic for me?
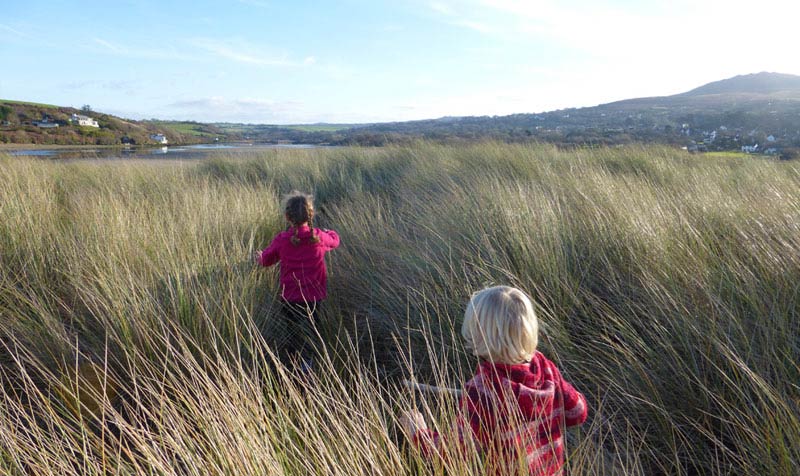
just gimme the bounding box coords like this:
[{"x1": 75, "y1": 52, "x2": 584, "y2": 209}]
[{"x1": 399, "y1": 409, "x2": 427, "y2": 437}]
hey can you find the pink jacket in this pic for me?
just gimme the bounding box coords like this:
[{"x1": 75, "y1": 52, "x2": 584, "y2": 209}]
[
  {"x1": 414, "y1": 352, "x2": 587, "y2": 476},
  {"x1": 258, "y1": 225, "x2": 340, "y2": 303}
]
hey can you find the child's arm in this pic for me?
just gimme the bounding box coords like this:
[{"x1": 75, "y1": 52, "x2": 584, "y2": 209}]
[
  {"x1": 317, "y1": 229, "x2": 340, "y2": 251},
  {"x1": 559, "y1": 377, "x2": 588, "y2": 428},
  {"x1": 401, "y1": 402, "x2": 474, "y2": 460},
  {"x1": 541, "y1": 358, "x2": 588, "y2": 428},
  {"x1": 256, "y1": 236, "x2": 281, "y2": 267},
  {"x1": 401, "y1": 410, "x2": 450, "y2": 459}
]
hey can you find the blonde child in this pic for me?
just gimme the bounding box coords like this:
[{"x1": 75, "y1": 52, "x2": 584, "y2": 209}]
[
  {"x1": 401, "y1": 285, "x2": 587, "y2": 476},
  {"x1": 254, "y1": 191, "x2": 340, "y2": 367}
]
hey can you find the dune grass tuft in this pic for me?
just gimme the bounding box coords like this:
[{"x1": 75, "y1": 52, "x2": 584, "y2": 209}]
[{"x1": 1, "y1": 143, "x2": 798, "y2": 475}]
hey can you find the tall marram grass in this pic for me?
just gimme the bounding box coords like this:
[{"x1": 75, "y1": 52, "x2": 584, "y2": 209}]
[{"x1": 1, "y1": 143, "x2": 798, "y2": 475}]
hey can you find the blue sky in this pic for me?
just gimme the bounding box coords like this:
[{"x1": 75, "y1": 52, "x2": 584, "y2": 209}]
[{"x1": 2, "y1": 0, "x2": 799, "y2": 124}]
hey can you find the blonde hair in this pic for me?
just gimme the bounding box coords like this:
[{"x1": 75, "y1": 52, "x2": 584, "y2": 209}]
[
  {"x1": 461, "y1": 286, "x2": 538, "y2": 364},
  {"x1": 282, "y1": 191, "x2": 320, "y2": 246}
]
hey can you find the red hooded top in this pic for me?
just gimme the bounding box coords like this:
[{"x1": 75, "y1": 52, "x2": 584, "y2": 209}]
[{"x1": 414, "y1": 351, "x2": 588, "y2": 476}]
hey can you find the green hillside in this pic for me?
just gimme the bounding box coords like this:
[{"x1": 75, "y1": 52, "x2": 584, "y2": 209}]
[{"x1": 0, "y1": 101, "x2": 232, "y2": 146}]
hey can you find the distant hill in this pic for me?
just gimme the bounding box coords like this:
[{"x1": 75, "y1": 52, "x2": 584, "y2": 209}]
[
  {"x1": 681, "y1": 72, "x2": 800, "y2": 97},
  {"x1": 326, "y1": 72, "x2": 800, "y2": 154},
  {"x1": 3, "y1": 73, "x2": 800, "y2": 157}
]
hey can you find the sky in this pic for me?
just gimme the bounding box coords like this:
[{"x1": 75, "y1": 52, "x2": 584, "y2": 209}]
[{"x1": 2, "y1": 0, "x2": 799, "y2": 124}]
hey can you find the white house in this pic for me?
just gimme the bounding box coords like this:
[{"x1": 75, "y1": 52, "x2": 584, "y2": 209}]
[
  {"x1": 71, "y1": 114, "x2": 99, "y2": 128},
  {"x1": 150, "y1": 133, "x2": 168, "y2": 144},
  {"x1": 741, "y1": 144, "x2": 759, "y2": 153},
  {"x1": 767, "y1": 135, "x2": 776, "y2": 142}
]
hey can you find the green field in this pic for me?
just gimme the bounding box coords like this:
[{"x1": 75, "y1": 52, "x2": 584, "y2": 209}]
[{"x1": 1, "y1": 143, "x2": 798, "y2": 475}]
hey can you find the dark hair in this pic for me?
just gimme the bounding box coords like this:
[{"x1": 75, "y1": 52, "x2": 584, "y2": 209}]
[{"x1": 283, "y1": 191, "x2": 321, "y2": 246}]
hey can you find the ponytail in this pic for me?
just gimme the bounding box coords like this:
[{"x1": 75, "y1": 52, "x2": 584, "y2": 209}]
[{"x1": 308, "y1": 223, "x2": 321, "y2": 244}]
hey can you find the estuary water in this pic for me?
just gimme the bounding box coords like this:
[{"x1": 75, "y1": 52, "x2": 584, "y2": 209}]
[{"x1": 4, "y1": 143, "x2": 323, "y2": 160}]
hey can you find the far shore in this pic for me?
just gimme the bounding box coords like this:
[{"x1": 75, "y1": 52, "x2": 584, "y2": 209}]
[{"x1": 0, "y1": 141, "x2": 261, "y2": 151}]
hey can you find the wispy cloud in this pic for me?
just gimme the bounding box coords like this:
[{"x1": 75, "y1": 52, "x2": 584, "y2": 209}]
[
  {"x1": 426, "y1": 1, "x2": 493, "y2": 33},
  {"x1": 93, "y1": 38, "x2": 122, "y2": 52},
  {"x1": 189, "y1": 38, "x2": 314, "y2": 67},
  {"x1": 452, "y1": 19, "x2": 493, "y2": 33},
  {"x1": 165, "y1": 96, "x2": 309, "y2": 123},
  {"x1": 0, "y1": 23, "x2": 32, "y2": 40},
  {"x1": 89, "y1": 37, "x2": 195, "y2": 61}
]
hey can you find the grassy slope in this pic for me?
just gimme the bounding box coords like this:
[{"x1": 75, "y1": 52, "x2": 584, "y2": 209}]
[
  {"x1": 0, "y1": 143, "x2": 798, "y2": 475},
  {"x1": 0, "y1": 99, "x2": 59, "y2": 108},
  {"x1": 0, "y1": 101, "x2": 229, "y2": 145}
]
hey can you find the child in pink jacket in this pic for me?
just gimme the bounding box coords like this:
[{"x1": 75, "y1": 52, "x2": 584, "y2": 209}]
[
  {"x1": 255, "y1": 191, "x2": 339, "y2": 367},
  {"x1": 401, "y1": 286, "x2": 588, "y2": 476}
]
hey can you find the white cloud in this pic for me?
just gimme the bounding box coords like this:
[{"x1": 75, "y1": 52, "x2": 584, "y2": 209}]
[
  {"x1": 452, "y1": 19, "x2": 493, "y2": 33},
  {"x1": 93, "y1": 38, "x2": 122, "y2": 52},
  {"x1": 419, "y1": 0, "x2": 800, "y2": 112},
  {"x1": 88, "y1": 37, "x2": 195, "y2": 61},
  {"x1": 425, "y1": 1, "x2": 494, "y2": 34},
  {"x1": 189, "y1": 38, "x2": 315, "y2": 68},
  {"x1": 63, "y1": 79, "x2": 140, "y2": 93},
  {"x1": 425, "y1": 0, "x2": 800, "y2": 69}
]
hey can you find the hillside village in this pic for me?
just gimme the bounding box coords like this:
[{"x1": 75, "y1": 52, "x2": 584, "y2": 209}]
[
  {"x1": 515, "y1": 108, "x2": 798, "y2": 157},
  {"x1": 0, "y1": 101, "x2": 226, "y2": 146}
]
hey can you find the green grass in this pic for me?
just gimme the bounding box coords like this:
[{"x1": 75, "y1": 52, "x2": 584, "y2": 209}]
[
  {"x1": 0, "y1": 142, "x2": 798, "y2": 475},
  {"x1": 0, "y1": 99, "x2": 59, "y2": 109},
  {"x1": 149, "y1": 121, "x2": 212, "y2": 137},
  {"x1": 703, "y1": 150, "x2": 752, "y2": 159}
]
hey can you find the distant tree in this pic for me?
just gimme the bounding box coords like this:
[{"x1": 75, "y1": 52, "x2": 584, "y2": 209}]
[
  {"x1": 0, "y1": 105, "x2": 11, "y2": 121},
  {"x1": 780, "y1": 148, "x2": 799, "y2": 161},
  {"x1": 81, "y1": 105, "x2": 92, "y2": 113}
]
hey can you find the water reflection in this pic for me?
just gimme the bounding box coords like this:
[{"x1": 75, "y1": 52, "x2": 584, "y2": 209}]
[{"x1": 5, "y1": 143, "x2": 324, "y2": 160}]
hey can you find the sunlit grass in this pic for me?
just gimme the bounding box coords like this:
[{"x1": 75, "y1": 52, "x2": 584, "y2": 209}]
[{"x1": 1, "y1": 143, "x2": 798, "y2": 475}]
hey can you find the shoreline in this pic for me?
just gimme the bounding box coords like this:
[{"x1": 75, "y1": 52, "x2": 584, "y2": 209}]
[
  {"x1": 0, "y1": 143, "x2": 190, "y2": 150},
  {"x1": 0, "y1": 141, "x2": 298, "y2": 151}
]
